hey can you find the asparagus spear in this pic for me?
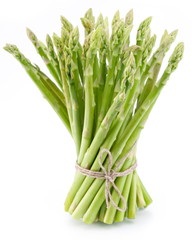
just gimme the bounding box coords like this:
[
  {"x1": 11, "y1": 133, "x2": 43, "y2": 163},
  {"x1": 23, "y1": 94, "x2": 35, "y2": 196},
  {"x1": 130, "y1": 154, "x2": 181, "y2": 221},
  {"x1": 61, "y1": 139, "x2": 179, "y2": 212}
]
[
  {"x1": 67, "y1": 27, "x2": 84, "y2": 153},
  {"x1": 135, "y1": 17, "x2": 152, "y2": 67},
  {"x1": 114, "y1": 173, "x2": 133, "y2": 222},
  {"x1": 53, "y1": 34, "x2": 73, "y2": 129},
  {"x1": 127, "y1": 171, "x2": 137, "y2": 218},
  {"x1": 139, "y1": 30, "x2": 178, "y2": 95},
  {"x1": 93, "y1": 14, "x2": 109, "y2": 132},
  {"x1": 60, "y1": 16, "x2": 73, "y2": 34},
  {"x1": 136, "y1": 173, "x2": 147, "y2": 208},
  {"x1": 125, "y1": 9, "x2": 134, "y2": 46},
  {"x1": 77, "y1": 28, "x2": 101, "y2": 163},
  {"x1": 46, "y1": 34, "x2": 61, "y2": 84},
  {"x1": 96, "y1": 15, "x2": 126, "y2": 130},
  {"x1": 140, "y1": 34, "x2": 157, "y2": 73},
  {"x1": 26, "y1": 28, "x2": 62, "y2": 88},
  {"x1": 4, "y1": 44, "x2": 70, "y2": 132},
  {"x1": 81, "y1": 8, "x2": 95, "y2": 37}
]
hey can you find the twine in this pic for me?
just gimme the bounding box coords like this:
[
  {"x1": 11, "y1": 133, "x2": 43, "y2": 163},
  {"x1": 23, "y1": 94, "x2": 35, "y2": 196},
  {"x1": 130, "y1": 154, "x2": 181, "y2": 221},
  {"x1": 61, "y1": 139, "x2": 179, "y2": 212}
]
[{"x1": 75, "y1": 144, "x2": 137, "y2": 212}]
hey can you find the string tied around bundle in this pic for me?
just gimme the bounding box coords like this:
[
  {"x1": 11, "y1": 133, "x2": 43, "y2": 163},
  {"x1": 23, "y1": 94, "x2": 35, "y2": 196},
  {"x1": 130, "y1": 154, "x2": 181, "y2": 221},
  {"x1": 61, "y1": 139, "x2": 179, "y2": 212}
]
[{"x1": 75, "y1": 144, "x2": 137, "y2": 212}]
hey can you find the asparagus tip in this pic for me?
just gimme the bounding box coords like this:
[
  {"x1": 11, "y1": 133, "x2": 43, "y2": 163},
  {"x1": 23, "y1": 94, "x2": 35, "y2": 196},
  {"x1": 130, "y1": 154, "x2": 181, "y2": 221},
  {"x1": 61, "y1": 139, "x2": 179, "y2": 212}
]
[
  {"x1": 125, "y1": 9, "x2": 134, "y2": 25},
  {"x1": 81, "y1": 8, "x2": 95, "y2": 35},
  {"x1": 69, "y1": 27, "x2": 79, "y2": 51},
  {"x1": 169, "y1": 29, "x2": 178, "y2": 40},
  {"x1": 142, "y1": 16, "x2": 152, "y2": 26},
  {"x1": 166, "y1": 42, "x2": 184, "y2": 73},
  {"x1": 60, "y1": 15, "x2": 73, "y2": 32},
  {"x1": 46, "y1": 34, "x2": 51, "y2": 42},
  {"x1": 85, "y1": 8, "x2": 93, "y2": 16},
  {"x1": 137, "y1": 16, "x2": 152, "y2": 44},
  {"x1": 3, "y1": 44, "x2": 18, "y2": 55},
  {"x1": 26, "y1": 28, "x2": 36, "y2": 42},
  {"x1": 52, "y1": 33, "x2": 63, "y2": 52},
  {"x1": 112, "y1": 10, "x2": 120, "y2": 26}
]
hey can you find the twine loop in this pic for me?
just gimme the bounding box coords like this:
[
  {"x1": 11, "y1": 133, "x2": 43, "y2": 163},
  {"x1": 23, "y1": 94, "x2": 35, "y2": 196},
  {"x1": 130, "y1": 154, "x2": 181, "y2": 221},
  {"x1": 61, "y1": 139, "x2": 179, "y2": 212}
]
[{"x1": 75, "y1": 144, "x2": 137, "y2": 212}]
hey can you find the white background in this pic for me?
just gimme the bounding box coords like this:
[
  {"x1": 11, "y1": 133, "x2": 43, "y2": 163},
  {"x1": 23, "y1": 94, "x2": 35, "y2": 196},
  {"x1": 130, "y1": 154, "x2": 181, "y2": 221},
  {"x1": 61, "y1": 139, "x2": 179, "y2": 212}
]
[{"x1": 0, "y1": 0, "x2": 192, "y2": 239}]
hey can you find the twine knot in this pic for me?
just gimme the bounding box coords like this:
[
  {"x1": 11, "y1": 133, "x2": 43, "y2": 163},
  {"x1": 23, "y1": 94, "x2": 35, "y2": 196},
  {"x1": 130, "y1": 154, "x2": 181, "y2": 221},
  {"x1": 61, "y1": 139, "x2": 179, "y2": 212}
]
[
  {"x1": 76, "y1": 144, "x2": 137, "y2": 212},
  {"x1": 105, "y1": 174, "x2": 114, "y2": 182}
]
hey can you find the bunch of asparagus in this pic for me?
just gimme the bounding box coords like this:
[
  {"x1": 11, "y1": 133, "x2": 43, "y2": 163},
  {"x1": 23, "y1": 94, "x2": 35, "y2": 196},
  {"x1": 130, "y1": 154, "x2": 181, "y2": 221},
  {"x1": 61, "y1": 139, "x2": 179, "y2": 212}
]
[{"x1": 4, "y1": 9, "x2": 184, "y2": 224}]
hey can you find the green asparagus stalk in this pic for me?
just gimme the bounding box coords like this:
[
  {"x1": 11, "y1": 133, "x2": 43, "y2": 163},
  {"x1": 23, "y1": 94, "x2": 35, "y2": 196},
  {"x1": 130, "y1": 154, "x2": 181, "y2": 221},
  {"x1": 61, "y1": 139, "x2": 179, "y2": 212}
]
[
  {"x1": 136, "y1": 174, "x2": 146, "y2": 208},
  {"x1": 26, "y1": 28, "x2": 62, "y2": 88},
  {"x1": 81, "y1": 8, "x2": 95, "y2": 37},
  {"x1": 140, "y1": 34, "x2": 157, "y2": 73},
  {"x1": 127, "y1": 171, "x2": 137, "y2": 218},
  {"x1": 93, "y1": 14, "x2": 109, "y2": 130},
  {"x1": 96, "y1": 15, "x2": 126, "y2": 130},
  {"x1": 139, "y1": 30, "x2": 178, "y2": 93},
  {"x1": 115, "y1": 173, "x2": 133, "y2": 222},
  {"x1": 4, "y1": 44, "x2": 70, "y2": 132},
  {"x1": 67, "y1": 27, "x2": 84, "y2": 153},
  {"x1": 60, "y1": 16, "x2": 73, "y2": 34},
  {"x1": 52, "y1": 34, "x2": 73, "y2": 128},
  {"x1": 125, "y1": 9, "x2": 133, "y2": 45},
  {"x1": 46, "y1": 34, "x2": 61, "y2": 82},
  {"x1": 77, "y1": 28, "x2": 101, "y2": 163}
]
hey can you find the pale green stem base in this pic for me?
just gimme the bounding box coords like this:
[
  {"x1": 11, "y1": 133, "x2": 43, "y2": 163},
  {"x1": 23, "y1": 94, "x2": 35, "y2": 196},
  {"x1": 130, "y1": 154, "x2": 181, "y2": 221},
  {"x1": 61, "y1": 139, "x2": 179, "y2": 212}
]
[{"x1": 64, "y1": 152, "x2": 152, "y2": 224}]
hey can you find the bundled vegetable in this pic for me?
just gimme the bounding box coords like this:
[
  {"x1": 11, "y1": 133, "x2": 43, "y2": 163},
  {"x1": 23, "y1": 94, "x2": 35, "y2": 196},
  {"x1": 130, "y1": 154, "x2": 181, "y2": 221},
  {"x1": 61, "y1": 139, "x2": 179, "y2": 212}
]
[{"x1": 4, "y1": 9, "x2": 184, "y2": 224}]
